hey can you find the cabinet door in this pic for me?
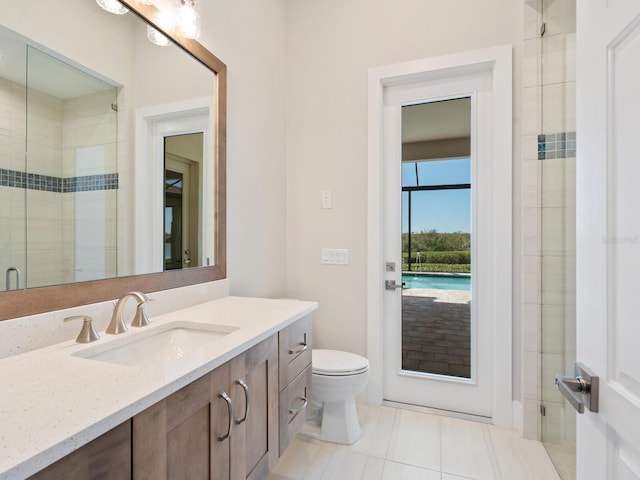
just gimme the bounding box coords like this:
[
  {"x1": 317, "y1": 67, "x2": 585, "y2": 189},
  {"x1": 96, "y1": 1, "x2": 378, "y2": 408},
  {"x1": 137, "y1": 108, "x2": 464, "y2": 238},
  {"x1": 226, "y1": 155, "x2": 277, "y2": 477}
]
[
  {"x1": 230, "y1": 335, "x2": 279, "y2": 480},
  {"x1": 133, "y1": 363, "x2": 232, "y2": 480},
  {"x1": 29, "y1": 421, "x2": 131, "y2": 480}
]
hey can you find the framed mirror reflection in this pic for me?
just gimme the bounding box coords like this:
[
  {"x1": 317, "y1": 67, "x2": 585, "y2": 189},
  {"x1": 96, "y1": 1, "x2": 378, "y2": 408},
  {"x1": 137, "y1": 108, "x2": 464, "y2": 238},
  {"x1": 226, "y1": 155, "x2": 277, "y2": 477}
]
[{"x1": 0, "y1": 0, "x2": 226, "y2": 319}]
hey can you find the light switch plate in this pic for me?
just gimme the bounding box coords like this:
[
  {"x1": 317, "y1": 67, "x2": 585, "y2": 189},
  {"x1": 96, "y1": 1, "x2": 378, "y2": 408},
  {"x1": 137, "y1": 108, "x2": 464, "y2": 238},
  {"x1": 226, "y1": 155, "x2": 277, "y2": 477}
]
[
  {"x1": 321, "y1": 190, "x2": 332, "y2": 209},
  {"x1": 321, "y1": 248, "x2": 348, "y2": 265}
]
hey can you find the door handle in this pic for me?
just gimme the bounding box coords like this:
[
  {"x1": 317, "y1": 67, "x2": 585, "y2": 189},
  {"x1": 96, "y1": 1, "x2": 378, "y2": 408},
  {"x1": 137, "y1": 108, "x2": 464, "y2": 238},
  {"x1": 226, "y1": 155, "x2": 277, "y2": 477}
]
[
  {"x1": 554, "y1": 362, "x2": 599, "y2": 414},
  {"x1": 385, "y1": 280, "x2": 404, "y2": 291}
]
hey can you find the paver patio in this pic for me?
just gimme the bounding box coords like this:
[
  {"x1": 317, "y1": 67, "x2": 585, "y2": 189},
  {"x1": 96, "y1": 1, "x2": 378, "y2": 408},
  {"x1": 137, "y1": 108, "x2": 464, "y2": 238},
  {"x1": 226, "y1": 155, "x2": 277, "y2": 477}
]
[{"x1": 401, "y1": 288, "x2": 471, "y2": 378}]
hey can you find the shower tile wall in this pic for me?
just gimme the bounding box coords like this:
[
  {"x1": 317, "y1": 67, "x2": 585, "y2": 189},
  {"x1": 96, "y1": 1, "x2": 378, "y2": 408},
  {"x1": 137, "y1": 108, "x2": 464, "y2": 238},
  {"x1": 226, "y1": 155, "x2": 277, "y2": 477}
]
[
  {"x1": 0, "y1": 78, "x2": 27, "y2": 289},
  {"x1": 62, "y1": 90, "x2": 118, "y2": 283},
  {"x1": 25, "y1": 88, "x2": 65, "y2": 288},
  {"x1": 0, "y1": 76, "x2": 117, "y2": 290},
  {"x1": 521, "y1": 1, "x2": 576, "y2": 479}
]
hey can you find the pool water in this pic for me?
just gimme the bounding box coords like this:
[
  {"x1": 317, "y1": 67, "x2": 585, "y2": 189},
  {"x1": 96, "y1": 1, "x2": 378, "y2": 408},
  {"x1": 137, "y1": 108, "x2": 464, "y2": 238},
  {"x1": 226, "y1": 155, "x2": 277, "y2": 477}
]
[{"x1": 402, "y1": 273, "x2": 471, "y2": 291}]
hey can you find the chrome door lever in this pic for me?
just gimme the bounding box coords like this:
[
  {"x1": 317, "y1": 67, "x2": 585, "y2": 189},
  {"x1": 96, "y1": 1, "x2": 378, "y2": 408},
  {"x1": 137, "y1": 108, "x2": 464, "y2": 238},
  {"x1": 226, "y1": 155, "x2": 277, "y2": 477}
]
[
  {"x1": 554, "y1": 362, "x2": 599, "y2": 414},
  {"x1": 385, "y1": 280, "x2": 404, "y2": 291}
]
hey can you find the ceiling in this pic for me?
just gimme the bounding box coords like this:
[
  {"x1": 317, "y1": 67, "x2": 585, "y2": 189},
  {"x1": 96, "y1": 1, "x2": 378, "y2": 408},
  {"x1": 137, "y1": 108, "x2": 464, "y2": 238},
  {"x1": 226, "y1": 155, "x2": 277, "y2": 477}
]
[
  {"x1": 0, "y1": 24, "x2": 117, "y2": 100},
  {"x1": 401, "y1": 97, "x2": 471, "y2": 144}
]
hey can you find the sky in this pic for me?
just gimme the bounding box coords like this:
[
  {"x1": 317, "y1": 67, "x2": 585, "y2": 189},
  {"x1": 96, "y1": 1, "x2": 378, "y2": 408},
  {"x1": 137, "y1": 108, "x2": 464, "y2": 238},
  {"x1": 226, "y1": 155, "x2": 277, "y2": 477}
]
[{"x1": 401, "y1": 158, "x2": 471, "y2": 234}]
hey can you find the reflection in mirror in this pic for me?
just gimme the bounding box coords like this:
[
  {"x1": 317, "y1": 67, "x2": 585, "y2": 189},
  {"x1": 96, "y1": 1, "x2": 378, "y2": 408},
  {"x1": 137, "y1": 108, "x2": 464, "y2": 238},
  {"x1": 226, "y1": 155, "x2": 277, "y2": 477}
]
[
  {"x1": 26, "y1": 46, "x2": 119, "y2": 289},
  {"x1": 0, "y1": 5, "x2": 215, "y2": 292},
  {"x1": 1, "y1": 28, "x2": 119, "y2": 291},
  {"x1": 0, "y1": 0, "x2": 226, "y2": 320},
  {"x1": 164, "y1": 132, "x2": 203, "y2": 271}
]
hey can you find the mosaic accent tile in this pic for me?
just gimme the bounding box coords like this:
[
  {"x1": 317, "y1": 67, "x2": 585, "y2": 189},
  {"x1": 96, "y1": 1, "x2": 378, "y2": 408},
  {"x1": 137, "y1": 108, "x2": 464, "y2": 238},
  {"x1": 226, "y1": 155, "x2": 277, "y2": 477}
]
[
  {"x1": 0, "y1": 168, "x2": 118, "y2": 193},
  {"x1": 537, "y1": 132, "x2": 576, "y2": 160}
]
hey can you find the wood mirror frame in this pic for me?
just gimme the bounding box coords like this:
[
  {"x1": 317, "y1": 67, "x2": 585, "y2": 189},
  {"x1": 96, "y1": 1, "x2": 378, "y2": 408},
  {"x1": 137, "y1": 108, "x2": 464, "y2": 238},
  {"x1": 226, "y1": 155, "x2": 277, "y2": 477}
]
[{"x1": 0, "y1": 0, "x2": 226, "y2": 321}]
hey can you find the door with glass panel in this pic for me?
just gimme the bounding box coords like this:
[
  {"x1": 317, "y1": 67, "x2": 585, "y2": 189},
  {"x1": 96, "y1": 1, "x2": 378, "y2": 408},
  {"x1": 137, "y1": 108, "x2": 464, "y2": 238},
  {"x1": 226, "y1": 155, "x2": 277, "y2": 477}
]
[
  {"x1": 163, "y1": 132, "x2": 203, "y2": 271},
  {"x1": 383, "y1": 77, "x2": 492, "y2": 416}
]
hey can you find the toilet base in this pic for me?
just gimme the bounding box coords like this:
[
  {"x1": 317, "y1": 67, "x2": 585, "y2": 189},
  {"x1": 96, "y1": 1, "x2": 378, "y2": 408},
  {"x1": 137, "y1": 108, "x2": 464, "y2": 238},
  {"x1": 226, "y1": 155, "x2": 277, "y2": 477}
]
[{"x1": 300, "y1": 399, "x2": 362, "y2": 445}]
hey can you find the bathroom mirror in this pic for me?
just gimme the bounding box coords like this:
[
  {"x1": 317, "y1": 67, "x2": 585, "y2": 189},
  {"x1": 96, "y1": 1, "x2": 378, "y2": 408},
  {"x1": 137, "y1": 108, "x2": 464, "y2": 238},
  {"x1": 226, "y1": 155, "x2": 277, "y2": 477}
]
[{"x1": 0, "y1": 0, "x2": 226, "y2": 320}]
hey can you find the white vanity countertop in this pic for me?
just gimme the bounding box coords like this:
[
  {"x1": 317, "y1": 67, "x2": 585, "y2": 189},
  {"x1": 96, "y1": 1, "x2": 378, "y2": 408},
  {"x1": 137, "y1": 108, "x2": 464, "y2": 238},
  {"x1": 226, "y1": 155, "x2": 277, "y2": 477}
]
[{"x1": 0, "y1": 296, "x2": 317, "y2": 479}]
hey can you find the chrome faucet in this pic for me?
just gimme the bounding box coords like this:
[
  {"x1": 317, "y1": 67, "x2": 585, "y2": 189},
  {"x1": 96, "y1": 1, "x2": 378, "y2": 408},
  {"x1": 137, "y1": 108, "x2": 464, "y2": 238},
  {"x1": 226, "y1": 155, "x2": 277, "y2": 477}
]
[{"x1": 106, "y1": 291, "x2": 151, "y2": 334}]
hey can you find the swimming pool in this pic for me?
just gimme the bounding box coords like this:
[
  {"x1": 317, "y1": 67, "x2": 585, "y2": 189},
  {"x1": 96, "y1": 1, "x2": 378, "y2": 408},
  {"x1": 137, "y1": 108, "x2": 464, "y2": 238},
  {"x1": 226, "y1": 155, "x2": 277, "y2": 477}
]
[{"x1": 402, "y1": 273, "x2": 471, "y2": 291}]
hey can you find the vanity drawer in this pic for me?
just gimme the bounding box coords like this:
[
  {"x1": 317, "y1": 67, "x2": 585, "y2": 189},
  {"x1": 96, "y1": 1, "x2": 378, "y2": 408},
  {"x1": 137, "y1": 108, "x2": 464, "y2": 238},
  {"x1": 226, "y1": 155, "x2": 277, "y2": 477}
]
[
  {"x1": 279, "y1": 364, "x2": 312, "y2": 454},
  {"x1": 278, "y1": 315, "x2": 312, "y2": 390}
]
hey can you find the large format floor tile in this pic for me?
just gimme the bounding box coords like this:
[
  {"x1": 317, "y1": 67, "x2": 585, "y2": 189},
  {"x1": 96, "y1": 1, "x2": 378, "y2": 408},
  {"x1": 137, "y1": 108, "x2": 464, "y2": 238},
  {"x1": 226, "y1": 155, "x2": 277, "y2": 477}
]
[
  {"x1": 440, "y1": 416, "x2": 500, "y2": 480},
  {"x1": 386, "y1": 409, "x2": 441, "y2": 471},
  {"x1": 268, "y1": 404, "x2": 563, "y2": 480}
]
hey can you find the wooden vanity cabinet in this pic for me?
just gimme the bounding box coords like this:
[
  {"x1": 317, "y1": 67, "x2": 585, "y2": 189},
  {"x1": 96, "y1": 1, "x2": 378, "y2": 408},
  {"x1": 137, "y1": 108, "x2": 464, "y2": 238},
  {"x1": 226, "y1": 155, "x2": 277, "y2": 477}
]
[
  {"x1": 278, "y1": 315, "x2": 313, "y2": 454},
  {"x1": 28, "y1": 421, "x2": 131, "y2": 480},
  {"x1": 229, "y1": 335, "x2": 279, "y2": 480},
  {"x1": 27, "y1": 316, "x2": 310, "y2": 480},
  {"x1": 131, "y1": 363, "x2": 228, "y2": 480},
  {"x1": 132, "y1": 335, "x2": 278, "y2": 480}
]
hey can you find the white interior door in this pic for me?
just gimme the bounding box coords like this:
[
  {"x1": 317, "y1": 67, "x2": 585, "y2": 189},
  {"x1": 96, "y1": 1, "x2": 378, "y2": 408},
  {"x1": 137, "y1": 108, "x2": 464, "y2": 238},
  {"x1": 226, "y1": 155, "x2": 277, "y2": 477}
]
[{"x1": 576, "y1": 1, "x2": 640, "y2": 478}]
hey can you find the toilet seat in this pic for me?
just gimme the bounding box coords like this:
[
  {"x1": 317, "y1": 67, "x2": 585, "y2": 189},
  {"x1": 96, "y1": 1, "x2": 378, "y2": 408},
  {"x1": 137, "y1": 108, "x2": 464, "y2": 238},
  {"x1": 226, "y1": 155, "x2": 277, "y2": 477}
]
[{"x1": 312, "y1": 349, "x2": 369, "y2": 376}]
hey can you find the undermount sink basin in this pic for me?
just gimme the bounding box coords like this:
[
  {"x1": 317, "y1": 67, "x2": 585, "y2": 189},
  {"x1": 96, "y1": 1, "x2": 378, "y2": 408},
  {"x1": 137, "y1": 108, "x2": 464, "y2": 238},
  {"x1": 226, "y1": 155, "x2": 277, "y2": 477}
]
[{"x1": 73, "y1": 322, "x2": 239, "y2": 376}]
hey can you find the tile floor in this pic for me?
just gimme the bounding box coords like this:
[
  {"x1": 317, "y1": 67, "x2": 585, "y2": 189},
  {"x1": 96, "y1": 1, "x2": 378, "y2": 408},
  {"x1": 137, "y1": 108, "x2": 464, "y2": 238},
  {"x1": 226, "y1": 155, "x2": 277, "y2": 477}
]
[{"x1": 269, "y1": 404, "x2": 561, "y2": 480}]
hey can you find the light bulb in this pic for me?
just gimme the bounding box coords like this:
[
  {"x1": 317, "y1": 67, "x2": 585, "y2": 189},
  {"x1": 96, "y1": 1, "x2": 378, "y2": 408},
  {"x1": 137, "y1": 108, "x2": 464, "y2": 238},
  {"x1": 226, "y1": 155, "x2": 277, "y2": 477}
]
[
  {"x1": 147, "y1": 25, "x2": 171, "y2": 46},
  {"x1": 178, "y1": 0, "x2": 200, "y2": 39},
  {"x1": 96, "y1": 0, "x2": 129, "y2": 15}
]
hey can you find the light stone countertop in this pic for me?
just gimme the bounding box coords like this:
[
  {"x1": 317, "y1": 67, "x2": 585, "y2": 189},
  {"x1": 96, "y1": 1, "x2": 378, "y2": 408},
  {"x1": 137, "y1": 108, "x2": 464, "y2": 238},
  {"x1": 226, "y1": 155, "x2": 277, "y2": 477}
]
[{"x1": 0, "y1": 296, "x2": 317, "y2": 480}]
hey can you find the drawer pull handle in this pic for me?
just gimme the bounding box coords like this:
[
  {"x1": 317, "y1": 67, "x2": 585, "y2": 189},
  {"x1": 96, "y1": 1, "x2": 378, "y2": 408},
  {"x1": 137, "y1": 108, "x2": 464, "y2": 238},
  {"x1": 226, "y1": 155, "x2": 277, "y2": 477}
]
[
  {"x1": 289, "y1": 396, "x2": 308, "y2": 415},
  {"x1": 217, "y1": 391, "x2": 233, "y2": 441},
  {"x1": 288, "y1": 343, "x2": 308, "y2": 355},
  {"x1": 235, "y1": 378, "x2": 249, "y2": 424}
]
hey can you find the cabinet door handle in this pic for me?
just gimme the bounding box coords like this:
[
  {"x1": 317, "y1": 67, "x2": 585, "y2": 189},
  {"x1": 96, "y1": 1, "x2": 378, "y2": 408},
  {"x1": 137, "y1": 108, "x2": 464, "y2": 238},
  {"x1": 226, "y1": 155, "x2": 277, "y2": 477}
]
[
  {"x1": 289, "y1": 396, "x2": 308, "y2": 415},
  {"x1": 288, "y1": 343, "x2": 308, "y2": 355},
  {"x1": 235, "y1": 378, "x2": 249, "y2": 424},
  {"x1": 217, "y1": 391, "x2": 233, "y2": 441}
]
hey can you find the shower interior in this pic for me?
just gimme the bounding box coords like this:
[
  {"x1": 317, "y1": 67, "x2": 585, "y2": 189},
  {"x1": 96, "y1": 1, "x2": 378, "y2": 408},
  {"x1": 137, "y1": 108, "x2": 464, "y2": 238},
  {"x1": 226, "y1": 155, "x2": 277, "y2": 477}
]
[{"x1": 532, "y1": 0, "x2": 577, "y2": 478}]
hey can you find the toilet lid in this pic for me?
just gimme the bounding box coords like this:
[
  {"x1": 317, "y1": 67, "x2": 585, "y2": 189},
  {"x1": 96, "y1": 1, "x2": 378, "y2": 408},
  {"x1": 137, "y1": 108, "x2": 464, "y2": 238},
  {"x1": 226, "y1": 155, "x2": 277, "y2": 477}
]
[{"x1": 312, "y1": 349, "x2": 369, "y2": 376}]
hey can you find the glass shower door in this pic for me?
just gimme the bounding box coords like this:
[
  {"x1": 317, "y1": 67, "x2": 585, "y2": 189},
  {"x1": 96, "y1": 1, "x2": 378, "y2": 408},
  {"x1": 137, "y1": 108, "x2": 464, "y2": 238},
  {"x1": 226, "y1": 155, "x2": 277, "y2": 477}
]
[{"x1": 538, "y1": 0, "x2": 577, "y2": 478}]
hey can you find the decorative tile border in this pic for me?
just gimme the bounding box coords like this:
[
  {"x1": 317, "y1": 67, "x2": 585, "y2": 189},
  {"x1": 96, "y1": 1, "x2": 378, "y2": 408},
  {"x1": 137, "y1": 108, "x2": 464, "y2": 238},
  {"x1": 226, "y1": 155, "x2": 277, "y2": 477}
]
[
  {"x1": 538, "y1": 132, "x2": 576, "y2": 160},
  {"x1": 0, "y1": 169, "x2": 118, "y2": 193},
  {"x1": 64, "y1": 174, "x2": 119, "y2": 192}
]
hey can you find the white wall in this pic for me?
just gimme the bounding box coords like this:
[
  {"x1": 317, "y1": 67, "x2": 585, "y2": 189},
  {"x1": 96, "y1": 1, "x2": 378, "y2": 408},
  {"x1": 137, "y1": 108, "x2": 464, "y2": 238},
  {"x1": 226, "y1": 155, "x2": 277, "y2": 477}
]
[
  {"x1": 284, "y1": 0, "x2": 523, "y2": 382},
  {"x1": 199, "y1": 0, "x2": 288, "y2": 298}
]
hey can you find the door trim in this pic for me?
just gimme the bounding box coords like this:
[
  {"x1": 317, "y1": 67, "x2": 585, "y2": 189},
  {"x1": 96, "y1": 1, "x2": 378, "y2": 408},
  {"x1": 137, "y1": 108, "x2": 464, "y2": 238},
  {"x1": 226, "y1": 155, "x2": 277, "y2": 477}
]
[
  {"x1": 134, "y1": 97, "x2": 214, "y2": 275},
  {"x1": 366, "y1": 45, "x2": 513, "y2": 428}
]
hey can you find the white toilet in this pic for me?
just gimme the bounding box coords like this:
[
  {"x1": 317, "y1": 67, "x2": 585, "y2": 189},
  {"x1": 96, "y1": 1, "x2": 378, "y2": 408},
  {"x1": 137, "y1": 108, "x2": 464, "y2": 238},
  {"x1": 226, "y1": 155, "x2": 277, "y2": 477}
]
[{"x1": 304, "y1": 349, "x2": 370, "y2": 445}]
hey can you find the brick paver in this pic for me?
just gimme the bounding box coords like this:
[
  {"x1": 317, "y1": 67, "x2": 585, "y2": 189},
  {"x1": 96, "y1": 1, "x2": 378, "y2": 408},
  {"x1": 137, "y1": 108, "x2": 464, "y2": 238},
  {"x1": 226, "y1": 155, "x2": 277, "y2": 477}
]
[{"x1": 401, "y1": 288, "x2": 471, "y2": 378}]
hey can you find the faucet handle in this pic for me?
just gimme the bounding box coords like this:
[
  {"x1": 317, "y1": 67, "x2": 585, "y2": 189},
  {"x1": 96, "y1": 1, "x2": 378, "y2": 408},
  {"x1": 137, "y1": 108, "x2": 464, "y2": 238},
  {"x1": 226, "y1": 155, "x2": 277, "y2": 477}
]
[
  {"x1": 130, "y1": 302, "x2": 151, "y2": 327},
  {"x1": 65, "y1": 315, "x2": 100, "y2": 343}
]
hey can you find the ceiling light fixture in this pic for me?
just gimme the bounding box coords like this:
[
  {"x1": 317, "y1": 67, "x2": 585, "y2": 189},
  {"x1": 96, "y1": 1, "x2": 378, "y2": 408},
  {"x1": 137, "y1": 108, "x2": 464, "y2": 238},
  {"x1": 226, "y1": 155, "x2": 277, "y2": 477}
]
[
  {"x1": 178, "y1": 0, "x2": 200, "y2": 40},
  {"x1": 95, "y1": 0, "x2": 129, "y2": 15},
  {"x1": 96, "y1": 0, "x2": 201, "y2": 46},
  {"x1": 147, "y1": 25, "x2": 172, "y2": 46}
]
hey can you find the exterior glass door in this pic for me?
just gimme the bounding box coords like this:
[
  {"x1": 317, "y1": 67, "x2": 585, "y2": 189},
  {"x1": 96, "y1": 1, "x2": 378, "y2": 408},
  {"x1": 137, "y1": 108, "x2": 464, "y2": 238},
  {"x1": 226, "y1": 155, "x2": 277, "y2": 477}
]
[{"x1": 401, "y1": 151, "x2": 472, "y2": 378}]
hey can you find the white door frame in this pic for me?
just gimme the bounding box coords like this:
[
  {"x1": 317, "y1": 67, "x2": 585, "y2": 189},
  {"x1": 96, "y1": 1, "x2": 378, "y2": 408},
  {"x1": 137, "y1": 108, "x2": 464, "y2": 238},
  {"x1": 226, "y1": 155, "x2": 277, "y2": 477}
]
[
  {"x1": 367, "y1": 45, "x2": 513, "y2": 428},
  {"x1": 134, "y1": 97, "x2": 214, "y2": 275}
]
